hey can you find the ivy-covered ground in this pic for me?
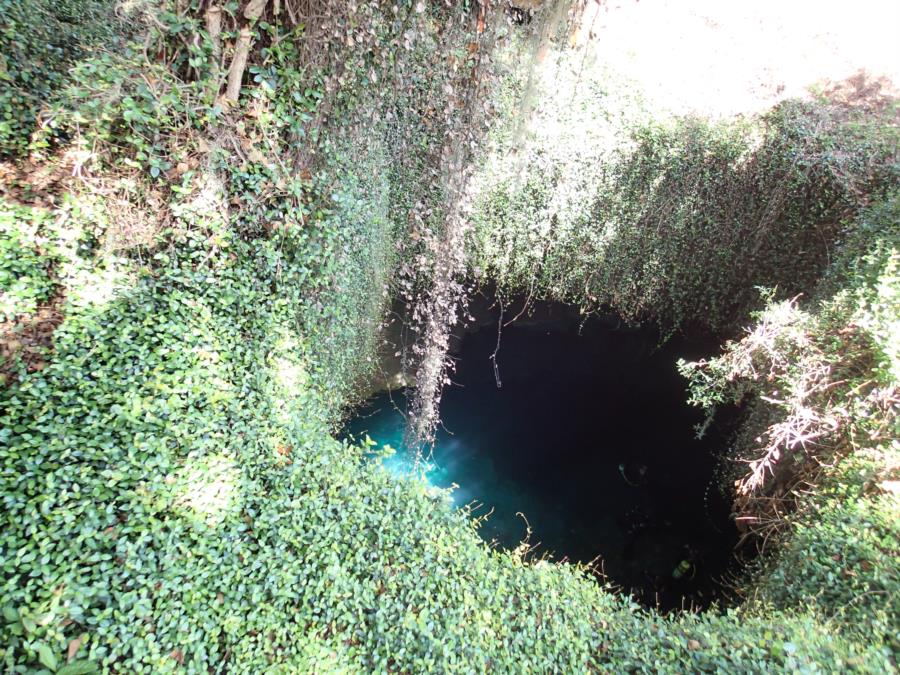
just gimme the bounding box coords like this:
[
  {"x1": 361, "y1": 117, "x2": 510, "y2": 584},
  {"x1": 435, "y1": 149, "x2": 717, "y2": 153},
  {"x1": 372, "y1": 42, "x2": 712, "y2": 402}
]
[
  {"x1": 2, "y1": 196, "x2": 894, "y2": 672},
  {"x1": 1, "y1": 1, "x2": 898, "y2": 672}
]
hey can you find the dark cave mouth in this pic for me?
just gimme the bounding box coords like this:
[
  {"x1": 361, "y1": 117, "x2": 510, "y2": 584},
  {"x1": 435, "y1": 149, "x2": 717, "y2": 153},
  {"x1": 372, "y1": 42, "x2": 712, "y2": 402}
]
[{"x1": 344, "y1": 294, "x2": 741, "y2": 611}]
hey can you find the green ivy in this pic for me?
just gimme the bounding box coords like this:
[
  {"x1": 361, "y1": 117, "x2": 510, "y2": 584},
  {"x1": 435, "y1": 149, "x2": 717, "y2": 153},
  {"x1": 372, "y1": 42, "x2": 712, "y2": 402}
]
[
  {"x1": 0, "y1": 0, "x2": 120, "y2": 155},
  {"x1": 0, "y1": 204, "x2": 57, "y2": 322},
  {"x1": 469, "y1": 81, "x2": 898, "y2": 334},
  {"x1": 1, "y1": 1, "x2": 897, "y2": 672}
]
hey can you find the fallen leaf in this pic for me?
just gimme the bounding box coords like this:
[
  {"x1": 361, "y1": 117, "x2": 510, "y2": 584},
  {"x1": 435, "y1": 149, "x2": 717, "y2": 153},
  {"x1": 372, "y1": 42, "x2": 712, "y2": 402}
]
[{"x1": 67, "y1": 635, "x2": 84, "y2": 663}]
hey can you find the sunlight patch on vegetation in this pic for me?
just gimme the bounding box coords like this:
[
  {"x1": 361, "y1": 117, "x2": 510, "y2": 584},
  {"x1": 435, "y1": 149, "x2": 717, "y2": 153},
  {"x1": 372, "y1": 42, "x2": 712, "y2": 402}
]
[{"x1": 173, "y1": 454, "x2": 239, "y2": 527}]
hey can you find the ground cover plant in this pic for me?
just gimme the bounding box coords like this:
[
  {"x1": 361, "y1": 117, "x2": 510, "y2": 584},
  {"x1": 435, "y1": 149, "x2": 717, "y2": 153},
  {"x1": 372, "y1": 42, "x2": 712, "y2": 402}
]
[{"x1": 0, "y1": 0, "x2": 897, "y2": 672}]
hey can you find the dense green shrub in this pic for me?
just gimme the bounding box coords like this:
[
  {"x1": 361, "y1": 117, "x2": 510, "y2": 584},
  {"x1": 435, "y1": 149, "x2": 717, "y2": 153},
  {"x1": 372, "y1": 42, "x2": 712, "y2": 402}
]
[
  {"x1": 1, "y1": 1, "x2": 897, "y2": 672},
  {"x1": 752, "y1": 451, "x2": 899, "y2": 653},
  {"x1": 0, "y1": 0, "x2": 121, "y2": 155},
  {"x1": 1, "y1": 195, "x2": 894, "y2": 672},
  {"x1": 0, "y1": 169, "x2": 396, "y2": 670},
  {"x1": 469, "y1": 68, "x2": 898, "y2": 333},
  {"x1": 0, "y1": 204, "x2": 57, "y2": 321}
]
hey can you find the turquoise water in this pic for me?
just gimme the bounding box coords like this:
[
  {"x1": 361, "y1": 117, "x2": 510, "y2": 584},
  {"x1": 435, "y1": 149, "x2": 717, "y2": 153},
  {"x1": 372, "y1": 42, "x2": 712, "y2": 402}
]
[
  {"x1": 349, "y1": 390, "x2": 568, "y2": 545},
  {"x1": 345, "y1": 304, "x2": 738, "y2": 609}
]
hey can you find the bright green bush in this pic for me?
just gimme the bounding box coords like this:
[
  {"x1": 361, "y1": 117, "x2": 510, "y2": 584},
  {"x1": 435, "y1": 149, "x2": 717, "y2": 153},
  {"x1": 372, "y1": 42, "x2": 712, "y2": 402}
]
[
  {"x1": 1, "y1": 1, "x2": 898, "y2": 673},
  {"x1": 0, "y1": 177, "x2": 395, "y2": 671},
  {"x1": 0, "y1": 204, "x2": 57, "y2": 321},
  {"x1": 752, "y1": 451, "x2": 899, "y2": 652},
  {"x1": 2, "y1": 196, "x2": 894, "y2": 671},
  {"x1": 0, "y1": 0, "x2": 121, "y2": 155},
  {"x1": 469, "y1": 73, "x2": 898, "y2": 333}
]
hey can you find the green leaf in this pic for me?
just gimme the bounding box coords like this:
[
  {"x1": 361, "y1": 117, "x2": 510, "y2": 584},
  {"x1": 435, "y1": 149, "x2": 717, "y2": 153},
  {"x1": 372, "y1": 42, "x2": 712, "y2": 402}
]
[
  {"x1": 57, "y1": 661, "x2": 99, "y2": 675},
  {"x1": 37, "y1": 642, "x2": 58, "y2": 671}
]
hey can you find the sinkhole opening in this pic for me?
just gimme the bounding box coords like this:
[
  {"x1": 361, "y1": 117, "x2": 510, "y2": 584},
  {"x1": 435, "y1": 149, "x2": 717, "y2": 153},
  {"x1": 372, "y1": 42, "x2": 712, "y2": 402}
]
[{"x1": 344, "y1": 293, "x2": 742, "y2": 611}]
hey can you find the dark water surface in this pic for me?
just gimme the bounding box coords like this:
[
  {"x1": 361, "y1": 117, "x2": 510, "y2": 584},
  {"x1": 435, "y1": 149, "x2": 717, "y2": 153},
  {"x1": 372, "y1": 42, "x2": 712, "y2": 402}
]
[{"x1": 344, "y1": 302, "x2": 739, "y2": 610}]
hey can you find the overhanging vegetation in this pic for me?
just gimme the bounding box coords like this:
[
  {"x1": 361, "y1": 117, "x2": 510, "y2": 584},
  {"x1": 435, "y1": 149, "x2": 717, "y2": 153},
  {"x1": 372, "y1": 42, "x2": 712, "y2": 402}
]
[{"x1": 0, "y1": 0, "x2": 897, "y2": 672}]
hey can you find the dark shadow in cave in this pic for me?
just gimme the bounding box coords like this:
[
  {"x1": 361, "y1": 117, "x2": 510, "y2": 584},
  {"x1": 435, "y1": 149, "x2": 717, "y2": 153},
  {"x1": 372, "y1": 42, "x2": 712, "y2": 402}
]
[{"x1": 345, "y1": 291, "x2": 742, "y2": 611}]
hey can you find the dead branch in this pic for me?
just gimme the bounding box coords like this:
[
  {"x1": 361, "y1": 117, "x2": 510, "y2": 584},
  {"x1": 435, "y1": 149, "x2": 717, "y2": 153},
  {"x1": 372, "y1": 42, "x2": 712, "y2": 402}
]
[
  {"x1": 225, "y1": 0, "x2": 269, "y2": 104},
  {"x1": 205, "y1": 4, "x2": 222, "y2": 73}
]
